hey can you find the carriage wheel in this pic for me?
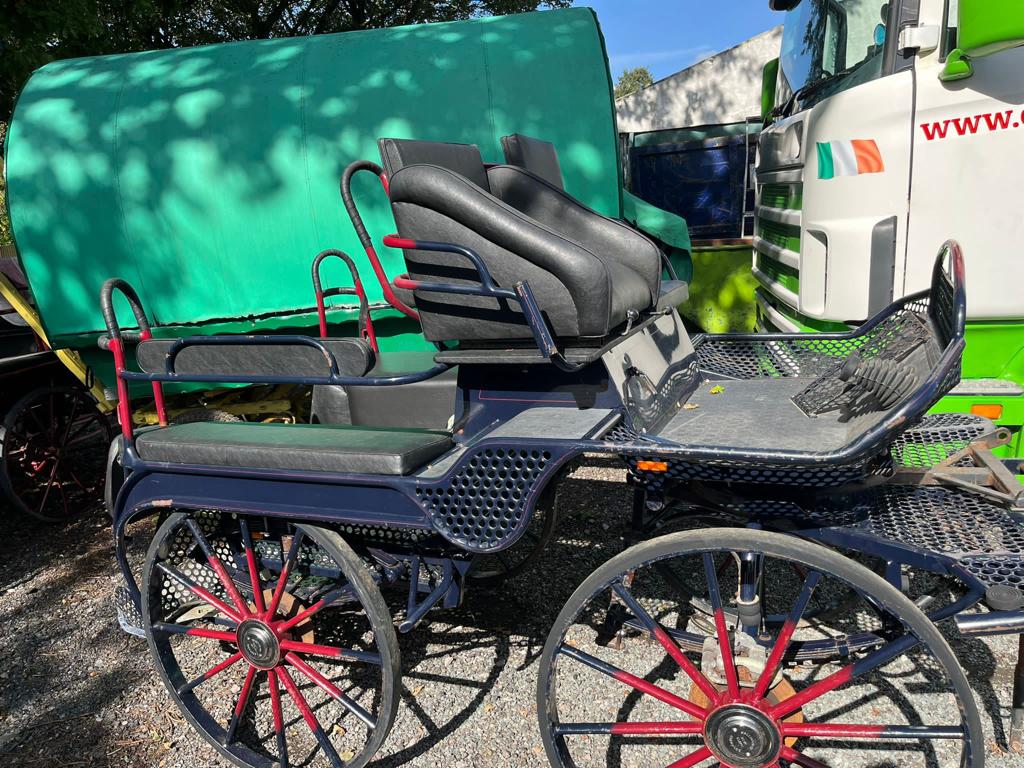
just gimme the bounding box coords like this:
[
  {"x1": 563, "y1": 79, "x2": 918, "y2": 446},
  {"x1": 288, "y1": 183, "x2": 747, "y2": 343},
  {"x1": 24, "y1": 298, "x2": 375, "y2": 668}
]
[
  {"x1": 537, "y1": 528, "x2": 982, "y2": 768},
  {"x1": 0, "y1": 386, "x2": 112, "y2": 522},
  {"x1": 143, "y1": 512, "x2": 400, "y2": 768}
]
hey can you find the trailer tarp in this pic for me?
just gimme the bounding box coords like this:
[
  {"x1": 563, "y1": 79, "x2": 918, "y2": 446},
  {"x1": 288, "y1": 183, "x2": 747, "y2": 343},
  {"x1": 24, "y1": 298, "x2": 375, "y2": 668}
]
[{"x1": 6, "y1": 8, "x2": 640, "y2": 346}]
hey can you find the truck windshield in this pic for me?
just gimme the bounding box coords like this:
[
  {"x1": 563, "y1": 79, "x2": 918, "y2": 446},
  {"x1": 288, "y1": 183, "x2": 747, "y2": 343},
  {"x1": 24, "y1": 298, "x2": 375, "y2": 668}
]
[{"x1": 778, "y1": 0, "x2": 889, "y2": 113}]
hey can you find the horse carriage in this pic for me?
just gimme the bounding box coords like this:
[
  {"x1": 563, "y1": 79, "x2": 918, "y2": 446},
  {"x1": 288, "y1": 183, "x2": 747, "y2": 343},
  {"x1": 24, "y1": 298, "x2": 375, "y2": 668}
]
[{"x1": 102, "y1": 136, "x2": 1024, "y2": 768}]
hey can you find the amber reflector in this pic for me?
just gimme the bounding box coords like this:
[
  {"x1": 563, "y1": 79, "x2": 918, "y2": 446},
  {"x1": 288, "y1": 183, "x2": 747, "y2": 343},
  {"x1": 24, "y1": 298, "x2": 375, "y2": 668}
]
[
  {"x1": 636, "y1": 460, "x2": 669, "y2": 472},
  {"x1": 970, "y1": 403, "x2": 1003, "y2": 420}
]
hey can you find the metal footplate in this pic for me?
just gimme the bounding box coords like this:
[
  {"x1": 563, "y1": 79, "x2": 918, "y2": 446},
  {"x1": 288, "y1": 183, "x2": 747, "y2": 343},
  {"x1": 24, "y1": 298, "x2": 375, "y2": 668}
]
[{"x1": 114, "y1": 583, "x2": 145, "y2": 638}]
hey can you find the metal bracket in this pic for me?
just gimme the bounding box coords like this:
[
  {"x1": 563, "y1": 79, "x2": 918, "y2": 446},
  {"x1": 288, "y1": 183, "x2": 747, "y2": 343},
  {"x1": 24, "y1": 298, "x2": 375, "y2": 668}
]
[
  {"x1": 898, "y1": 24, "x2": 940, "y2": 53},
  {"x1": 890, "y1": 428, "x2": 1024, "y2": 507},
  {"x1": 399, "y1": 556, "x2": 471, "y2": 633}
]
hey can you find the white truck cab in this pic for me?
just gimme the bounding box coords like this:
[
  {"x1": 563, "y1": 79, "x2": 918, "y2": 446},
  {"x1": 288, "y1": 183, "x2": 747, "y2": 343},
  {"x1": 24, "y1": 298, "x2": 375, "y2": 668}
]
[{"x1": 755, "y1": 0, "x2": 1024, "y2": 451}]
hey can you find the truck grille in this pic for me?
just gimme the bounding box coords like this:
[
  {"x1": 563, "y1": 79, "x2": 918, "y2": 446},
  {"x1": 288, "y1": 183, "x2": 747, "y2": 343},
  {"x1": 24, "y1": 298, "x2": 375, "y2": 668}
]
[{"x1": 754, "y1": 181, "x2": 803, "y2": 331}]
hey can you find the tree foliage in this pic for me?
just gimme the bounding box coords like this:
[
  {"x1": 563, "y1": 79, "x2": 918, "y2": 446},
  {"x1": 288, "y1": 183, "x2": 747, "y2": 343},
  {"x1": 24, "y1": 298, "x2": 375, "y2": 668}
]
[
  {"x1": 614, "y1": 66, "x2": 654, "y2": 99},
  {"x1": 0, "y1": 0, "x2": 572, "y2": 123}
]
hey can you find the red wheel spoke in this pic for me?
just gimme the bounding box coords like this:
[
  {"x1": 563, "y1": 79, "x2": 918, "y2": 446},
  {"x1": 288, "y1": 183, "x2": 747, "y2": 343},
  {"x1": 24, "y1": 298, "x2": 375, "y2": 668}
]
[
  {"x1": 751, "y1": 570, "x2": 821, "y2": 701},
  {"x1": 666, "y1": 745, "x2": 713, "y2": 768},
  {"x1": 782, "y1": 723, "x2": 964, "y2": 740},
  {"x1": 781, "y1": 745, "x2": 830, "y2": 768},
  {"x1": 177, "y1": 651, "x2": 244, "y2": 695},
  {"x1": 558, "y1": 645, "x2": 708, "y2": 721},
  {"x1": 770, "y1": 633, "x2": 919, "y2": 719},
  {"x1": 41, "y1": 394, "x2": 81, "y2": 500},
  {"x1": 156, "y1": 562, "x2": 244, "y2": 624},
  {"x1": 556, "y1": 721, "x2": 703, "y2": 736},
  {"x1": 239, "y1": 518, "x2": 266, "y2": 615},
  {"x1": 268, "y1": 669, "x2": 290, "y2": 768},
  {"x1": 285, "y1": 652, "x2": 376, "y2": 729},
  {"x1": 225, "y1": 665, "x2": 259, "y2": 745},
  {"x1": 277, "y1": 666, "x2": 346, "y2": 768},
  {"x1": 265, "y1": 530, "x2": 305, "y2": 621},
  {"x1": 275, "y1": 584, "x2": 356, "y2": 634},
  {"x1": 185, "y1": 518, "x2": 251, "y2": 618},
  {"x1": 280, "y1": 639, "x2": 381, "y2": 665},
  {"x1": 151, "y1": 621, "x2": 237, "y2": 643},
  {"x1": 35, "y1": 454, "x2": 63, "y2": 516},
  {"x1": 703, "y1": 552, "x2": 739, "y2": 700},
  {"x1": 612, "y1": 582, "x2": 719, "y2": 702}
]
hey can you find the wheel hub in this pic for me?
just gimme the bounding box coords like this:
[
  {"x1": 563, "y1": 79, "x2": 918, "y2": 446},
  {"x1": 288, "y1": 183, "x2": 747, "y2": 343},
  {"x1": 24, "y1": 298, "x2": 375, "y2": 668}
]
[
  {"x1": 236, "y1": 619, "x2": 280, "y2": 669},
  {"x1": 704, "y1": 704, "x2": 781, "y2": 768}
]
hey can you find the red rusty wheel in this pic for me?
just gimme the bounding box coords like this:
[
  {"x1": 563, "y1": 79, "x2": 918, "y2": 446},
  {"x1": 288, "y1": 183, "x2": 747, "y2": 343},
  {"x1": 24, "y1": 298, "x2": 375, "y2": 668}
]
[{"x1": 0, "y1": 386, "x2": 111, "y2": 522}]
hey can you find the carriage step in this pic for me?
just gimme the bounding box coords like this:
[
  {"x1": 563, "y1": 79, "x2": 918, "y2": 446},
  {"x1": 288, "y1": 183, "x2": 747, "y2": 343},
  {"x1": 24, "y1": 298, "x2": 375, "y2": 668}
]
[{"x1": 114, "y1": 584, "x2": 145, "y2": 638}]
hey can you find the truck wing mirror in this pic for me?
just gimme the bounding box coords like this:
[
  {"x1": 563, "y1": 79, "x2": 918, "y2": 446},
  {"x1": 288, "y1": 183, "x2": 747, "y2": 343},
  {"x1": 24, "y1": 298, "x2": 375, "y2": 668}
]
[
  {"x1": 941, "y1": 0, "x2": 1024, "y2": 82},
  {"x1": 769, "y1": 0, "x2": 802, "y2": 9}
]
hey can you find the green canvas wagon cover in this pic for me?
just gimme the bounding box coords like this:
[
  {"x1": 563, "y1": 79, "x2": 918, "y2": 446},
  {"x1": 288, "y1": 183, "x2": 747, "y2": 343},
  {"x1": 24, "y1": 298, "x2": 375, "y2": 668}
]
[{"x1": 4, "y1": 7, "x2": 688, "y2": 351}]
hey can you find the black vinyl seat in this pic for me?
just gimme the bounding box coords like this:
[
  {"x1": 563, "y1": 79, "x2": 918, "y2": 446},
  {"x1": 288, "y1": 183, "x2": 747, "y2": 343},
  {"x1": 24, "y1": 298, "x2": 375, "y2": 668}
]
[
  {"x1": 500, "y1": 133, "x2": 565, "y2": 189},
  {"x1": 499, "y1": 133, "x2": 689, "y2": 313},
  {"x1": 379, "y1": 138, "x2": 662, "y2": 343},
  {"x1": 135, "y1": 421, "x2": 452, "y2": 475}
]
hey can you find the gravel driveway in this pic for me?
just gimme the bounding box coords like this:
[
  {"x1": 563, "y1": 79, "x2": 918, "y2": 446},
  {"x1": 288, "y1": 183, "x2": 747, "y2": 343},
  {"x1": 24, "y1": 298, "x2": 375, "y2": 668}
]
[{"x1": 1, "y1": 463, "x2": 1023, "y2": 767}]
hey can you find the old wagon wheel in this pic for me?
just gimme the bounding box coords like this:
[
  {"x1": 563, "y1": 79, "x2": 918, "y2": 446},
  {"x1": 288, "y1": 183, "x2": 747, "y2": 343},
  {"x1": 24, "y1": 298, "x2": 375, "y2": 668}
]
[
  {"x1": 143, "y1": 511, "x2": 400, "y2": 768},
  {"x1": 538, "y1": 528, "x2": 982, "y2": 768},
  {"x1": 0, "y1": 386, "x2": 112, "y2": 522}
]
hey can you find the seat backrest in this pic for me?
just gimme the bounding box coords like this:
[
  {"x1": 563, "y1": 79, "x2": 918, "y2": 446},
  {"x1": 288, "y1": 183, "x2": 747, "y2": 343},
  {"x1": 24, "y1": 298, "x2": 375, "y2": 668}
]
[
  {"x1": 136, "y1": 337, "x2": 375, "y2": 378},
  {"x1": 378, "y1": 138, "x2": 489, "y2": 190},
  {"x1": 500, "y1": 133, "x2": 565, "y2": 189}
]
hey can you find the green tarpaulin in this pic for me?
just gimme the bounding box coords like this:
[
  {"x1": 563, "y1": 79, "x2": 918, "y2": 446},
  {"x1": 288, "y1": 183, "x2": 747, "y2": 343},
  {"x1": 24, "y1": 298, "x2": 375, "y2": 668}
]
[{"x1": 7, "y1": 8, "x2": 671, "y2": 348}]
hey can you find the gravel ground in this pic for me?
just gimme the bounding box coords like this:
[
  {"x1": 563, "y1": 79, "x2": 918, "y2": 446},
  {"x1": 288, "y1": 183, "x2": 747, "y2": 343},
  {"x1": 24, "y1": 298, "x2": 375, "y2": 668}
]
[{"x1": 0, "y1": 463, "x2": 1023, "y2": 767}]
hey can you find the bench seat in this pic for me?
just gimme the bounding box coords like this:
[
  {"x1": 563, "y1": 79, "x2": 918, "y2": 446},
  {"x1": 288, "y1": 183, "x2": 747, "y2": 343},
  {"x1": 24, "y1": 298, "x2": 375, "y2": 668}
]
[{"x1": 136, "y1": 422, "x2": 452, "y2": 475}]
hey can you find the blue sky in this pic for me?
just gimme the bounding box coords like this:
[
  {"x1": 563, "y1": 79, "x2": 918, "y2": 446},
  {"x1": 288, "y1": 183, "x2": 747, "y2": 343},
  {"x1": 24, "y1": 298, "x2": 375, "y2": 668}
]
[{"x1": 576, "y1": 1, "x2": 782, "y2": 83}]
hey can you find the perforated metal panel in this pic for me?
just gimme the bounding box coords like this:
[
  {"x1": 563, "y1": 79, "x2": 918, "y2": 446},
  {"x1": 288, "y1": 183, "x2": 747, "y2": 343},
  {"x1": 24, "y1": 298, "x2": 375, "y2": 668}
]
[
  {"x1": 692, "y1": 473, "x2": 1024, "y2": 590},
  {"x1": 639, "y1": 456, "x2": 873, "y2": 488},
  {"x1": 695, "y1": 306, "x2": 934, "y2": 383},
  {"x1": 416, "y1": 447, "x2": 553, "y2": 552},
  {"x1": 158, "y1": 511, "x2": 225, "y2": 614},
  {"x1": 889, "y1": 412, "x2": 991, "y2": 467},
  {"x1": 962, "y1": 555, "x2": 1024, "y2": 588}
]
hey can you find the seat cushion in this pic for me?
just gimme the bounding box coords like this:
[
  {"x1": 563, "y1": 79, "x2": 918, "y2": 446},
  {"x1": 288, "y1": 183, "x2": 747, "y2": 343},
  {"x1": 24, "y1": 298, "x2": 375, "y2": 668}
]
[
  {"x1": 378, "y1": 138, "x2": 489, "y2": 190},
  {"x1": 136, "y1": 422, "x2": 452, "y2": 475},
  {"x1": 500, "y1": 133, "x2": 565, "y2": 189}
]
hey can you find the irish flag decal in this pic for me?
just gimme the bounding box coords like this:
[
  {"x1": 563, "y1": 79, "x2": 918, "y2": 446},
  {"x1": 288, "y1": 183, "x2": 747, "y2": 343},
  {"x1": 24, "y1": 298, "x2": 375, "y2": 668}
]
[{"x1": 816, "y1": 139, "x2": 885, "y2": 179}]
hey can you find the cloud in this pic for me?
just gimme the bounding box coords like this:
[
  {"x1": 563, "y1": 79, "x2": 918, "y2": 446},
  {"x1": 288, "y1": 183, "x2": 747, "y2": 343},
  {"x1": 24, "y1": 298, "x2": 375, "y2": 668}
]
[{"x1": 609, "y1": 45, "x2": 719, "y2": 79}]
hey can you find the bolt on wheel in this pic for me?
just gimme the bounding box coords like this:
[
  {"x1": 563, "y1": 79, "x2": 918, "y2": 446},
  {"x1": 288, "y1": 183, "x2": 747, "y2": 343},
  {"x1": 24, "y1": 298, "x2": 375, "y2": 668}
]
[
  {"x1": 537, "y1": 528, "x2": 982, "y2": 768},
  {"x1": 143, "y1": 511, "x2": 399, "y2": 768}
]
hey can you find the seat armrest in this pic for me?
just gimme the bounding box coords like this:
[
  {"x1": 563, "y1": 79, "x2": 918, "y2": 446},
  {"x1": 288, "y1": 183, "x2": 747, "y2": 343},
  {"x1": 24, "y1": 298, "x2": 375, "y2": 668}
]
[{"x1": 486, "y1": 165, "x2": 661, "y2": 302}]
